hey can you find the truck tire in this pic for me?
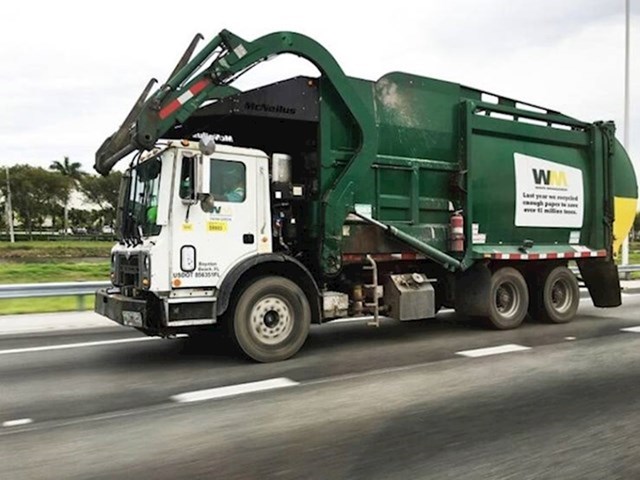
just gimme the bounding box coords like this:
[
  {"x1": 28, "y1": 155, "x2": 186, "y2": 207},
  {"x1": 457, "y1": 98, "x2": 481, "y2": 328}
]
[
  {"x1": 531, "y1": 266, "x2": 579, "y2": 324},
  {"x1": 230, "y1": 276, "x2": 311, "y2": 362},
  {"x1": 484, "y1": 267, "x2": 529, "y2": 330}
]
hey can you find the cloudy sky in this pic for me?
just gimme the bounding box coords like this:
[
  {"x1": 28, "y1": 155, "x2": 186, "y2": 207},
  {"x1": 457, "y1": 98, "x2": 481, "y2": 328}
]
[{"x1": 1, "y1": 0, "x2": 638, "y2": 182}]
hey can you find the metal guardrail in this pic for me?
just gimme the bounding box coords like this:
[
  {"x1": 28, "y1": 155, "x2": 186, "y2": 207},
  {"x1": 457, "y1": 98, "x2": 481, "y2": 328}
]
[
  {"x1": 0, "y1": 281, "x2": 110, "y2": 299},
  {"x1": 569, "y1": 264, "x2": 640, "y2": 276},
  {"x1": 618, "y1": 265, "x2": 640, "y2": 274},
  {"x1": 0, "y1": 264, "x2": 638, "y2": 312},
  {"x1": 0, "y1": 281, "x2": 110, "y2": 310}
]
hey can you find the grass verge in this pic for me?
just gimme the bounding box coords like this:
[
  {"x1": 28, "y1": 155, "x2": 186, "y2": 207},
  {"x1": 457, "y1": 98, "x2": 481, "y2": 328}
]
[
  {"x1": 0, "y1": 241, "x2": 113, "y2": 259},
  {"x1": 0, "y1": 296, "x2": 94, "y2": 315},
  {"x1": 0, "y1": 262, "x2": 110, "y2": 284}
]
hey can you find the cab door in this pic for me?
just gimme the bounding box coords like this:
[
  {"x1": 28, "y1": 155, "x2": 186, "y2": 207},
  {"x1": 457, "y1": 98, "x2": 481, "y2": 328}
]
[{"x1": 171, "y1": 150, "x2": 271, "y2": 288}]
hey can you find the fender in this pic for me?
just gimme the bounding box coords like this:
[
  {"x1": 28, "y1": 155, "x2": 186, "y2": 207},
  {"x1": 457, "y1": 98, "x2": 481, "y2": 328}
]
[{"x1": 216, "y1": 253, "x2": 322, "y2": 323}]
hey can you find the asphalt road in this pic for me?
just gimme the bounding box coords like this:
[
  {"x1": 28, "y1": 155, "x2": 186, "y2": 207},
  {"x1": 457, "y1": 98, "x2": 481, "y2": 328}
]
[{"x1": 1, "y1": 294, "x2": 640, "y2": 479}]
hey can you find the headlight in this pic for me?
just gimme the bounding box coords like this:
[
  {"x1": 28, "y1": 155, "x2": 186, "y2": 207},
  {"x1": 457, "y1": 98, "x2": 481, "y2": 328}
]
[
  {"x1": 143, "y1": 255, "x2": 150, "y2": 270},
  {"x1": 110, "y1": 253, "x2": 119, "y2": 286}
]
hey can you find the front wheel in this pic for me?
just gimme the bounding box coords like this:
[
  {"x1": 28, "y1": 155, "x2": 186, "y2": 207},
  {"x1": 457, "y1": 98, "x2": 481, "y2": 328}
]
[{"x1": 230, "y1": 276, "x2": 311, "y2": 362}]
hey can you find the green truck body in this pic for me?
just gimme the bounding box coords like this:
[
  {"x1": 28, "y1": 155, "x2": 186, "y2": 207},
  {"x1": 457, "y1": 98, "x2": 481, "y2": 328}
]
[{"x1": 316, "y1": 72, "x2": 637, "y2": 267}]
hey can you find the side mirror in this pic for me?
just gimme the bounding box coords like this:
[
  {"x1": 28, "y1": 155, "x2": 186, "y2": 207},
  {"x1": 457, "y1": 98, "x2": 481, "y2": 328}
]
[
  {"x1": 179, "y1": 151, "x2": 197, "y2": 205},
  {"x1": 199, "y1": 193, "x2": 215, "y2": 213},
  {"x1": 179, "y1": 152, "x2": 210, "y2": 205},
  {"x1": 197, "y1": 155, "x2": 210, "y2": 195}
]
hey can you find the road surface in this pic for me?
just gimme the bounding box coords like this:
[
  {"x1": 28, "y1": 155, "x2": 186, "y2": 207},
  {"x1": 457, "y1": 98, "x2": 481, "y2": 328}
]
[{"x1": 1, "y1": 294, "x2": 640, "y2": 479}]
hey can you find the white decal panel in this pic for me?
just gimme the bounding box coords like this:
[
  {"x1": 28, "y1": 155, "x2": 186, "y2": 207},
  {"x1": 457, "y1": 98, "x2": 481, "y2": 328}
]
[
  {"x1": 471, "y1": 223, "x2": 486, "y2": 244},
  {"x1": 514, "y1": 153, "x2": 584, "y2": 228}
]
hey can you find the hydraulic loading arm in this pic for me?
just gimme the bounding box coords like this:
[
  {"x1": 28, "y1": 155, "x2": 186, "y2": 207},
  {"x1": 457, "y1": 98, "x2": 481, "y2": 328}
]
[{"x1": 94, "y1": 29, "x2": 377, "y2": 175}]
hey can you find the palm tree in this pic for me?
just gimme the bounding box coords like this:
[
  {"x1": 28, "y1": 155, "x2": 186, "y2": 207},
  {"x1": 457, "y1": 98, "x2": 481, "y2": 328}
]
[{"x1": 49, "y1": 156, "x2": 85, "y2": 234}]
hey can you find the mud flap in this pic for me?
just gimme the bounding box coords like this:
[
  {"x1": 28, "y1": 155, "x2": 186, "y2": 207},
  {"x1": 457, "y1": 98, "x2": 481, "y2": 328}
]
[
  {"x1": 577, "y1": 258, "x2": 621, "y2": 307},
  {"x1": 454, "y1": 262, "x2": 492, "y2": 316}
]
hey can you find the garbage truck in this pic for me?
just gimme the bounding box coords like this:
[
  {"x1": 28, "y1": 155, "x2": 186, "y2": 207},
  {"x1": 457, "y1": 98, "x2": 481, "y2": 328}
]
[{"x1": 94, "y1": 29, "x2": 638, "y2": 362}]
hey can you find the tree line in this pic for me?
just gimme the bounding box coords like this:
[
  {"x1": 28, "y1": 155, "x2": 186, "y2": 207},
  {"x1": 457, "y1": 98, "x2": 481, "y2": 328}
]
[
  {"x1": 2, "y1": 157, "x2": 639, "y2": 239},
  {"x1": 1, "y1": 157, "x2": 122, "y2": 234}
]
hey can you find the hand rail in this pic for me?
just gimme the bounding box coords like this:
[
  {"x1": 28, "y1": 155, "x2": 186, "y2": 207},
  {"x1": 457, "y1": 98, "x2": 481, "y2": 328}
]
[{"x1": 0, "y1": 281, "x2": 111, "y2": 299}]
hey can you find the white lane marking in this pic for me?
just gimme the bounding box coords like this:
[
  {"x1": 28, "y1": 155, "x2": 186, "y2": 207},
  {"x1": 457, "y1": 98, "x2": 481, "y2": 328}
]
[
  {"x1": 456, "y1": 344, "x2": 531, "y2": 358},
  {"x1": 0, "y1": 337, "x2": 160, "y2": 356},
  {"x1": 2, "y1": 418, "x2": 33, "y2": 427},
  {"x1": 171, "y1": 378, "x2": 300, "y2": 403},
  {"x1": 621, "y1": 326, "x2": 640, "y2": 333},
  {"x1": 564, "y1": 336, "x2": 577, "y2": 341}
]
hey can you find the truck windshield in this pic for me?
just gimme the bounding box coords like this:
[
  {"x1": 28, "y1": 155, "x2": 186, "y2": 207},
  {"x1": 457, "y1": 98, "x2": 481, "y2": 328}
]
[{"x1": 119, "y1": 158, "x2": 162, "y2": 241}]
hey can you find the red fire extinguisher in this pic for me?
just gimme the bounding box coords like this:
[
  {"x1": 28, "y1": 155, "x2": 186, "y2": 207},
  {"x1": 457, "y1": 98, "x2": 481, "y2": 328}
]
[{"x1": 450, "y1": 211, "x2": 464, "y2": 252}]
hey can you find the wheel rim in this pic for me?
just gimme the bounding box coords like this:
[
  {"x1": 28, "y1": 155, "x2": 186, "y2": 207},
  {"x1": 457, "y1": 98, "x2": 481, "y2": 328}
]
[
  {"x1": 550, "y1": 278, "x2": 573, "y2": 313},
  {"x1": 495, "y1": 282, "x2": 520, "y2": 318},
  {"x1": 249, "y1": 295, "x2": 294, "y2": 346}
]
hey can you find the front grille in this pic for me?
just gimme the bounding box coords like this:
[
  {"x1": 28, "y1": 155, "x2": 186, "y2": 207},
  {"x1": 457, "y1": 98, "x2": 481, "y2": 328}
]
[{"x1": 115, "y1": 254, "x2": 140, "y2": 287}]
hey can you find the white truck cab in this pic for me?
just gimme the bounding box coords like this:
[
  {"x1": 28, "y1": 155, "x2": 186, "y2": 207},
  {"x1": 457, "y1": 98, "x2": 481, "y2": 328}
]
[{"x1": 98, "y1": 140, "x2": 276, "y2": 330}]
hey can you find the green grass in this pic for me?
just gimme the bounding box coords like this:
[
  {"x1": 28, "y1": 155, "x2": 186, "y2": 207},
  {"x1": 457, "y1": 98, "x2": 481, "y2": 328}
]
[
  {"x1": 0, "y1": 241, "x2": 113, "y2": 259},
  {"x1": 0, "y1": 241, "x2": 110, "y2": 314},
  {"x1": 0, "y1": 296, "x2": 94, "y2": 315},
  {"x1": 0, "y1": 262, "x2": 109, "y2": 284}
]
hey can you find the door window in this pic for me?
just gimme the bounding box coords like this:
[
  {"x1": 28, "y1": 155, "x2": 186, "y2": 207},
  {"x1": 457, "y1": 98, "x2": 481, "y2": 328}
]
[
  {"x1": 178, "y1": 155, "x2": 196, "y2": 200},
  {"x1": 210, "y1": 159, "x2": 246, "y2": 203}
]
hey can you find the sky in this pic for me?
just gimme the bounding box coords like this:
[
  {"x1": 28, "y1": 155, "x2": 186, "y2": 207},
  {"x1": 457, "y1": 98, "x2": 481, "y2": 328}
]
[{"x1": 1, "y1": 0, "x2": 638, "y2": 186}]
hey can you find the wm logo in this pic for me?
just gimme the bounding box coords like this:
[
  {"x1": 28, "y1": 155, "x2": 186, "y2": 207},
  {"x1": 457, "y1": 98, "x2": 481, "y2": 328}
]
[{"x1": 532, "y1": 169, "x2": 568, "y2": 187}]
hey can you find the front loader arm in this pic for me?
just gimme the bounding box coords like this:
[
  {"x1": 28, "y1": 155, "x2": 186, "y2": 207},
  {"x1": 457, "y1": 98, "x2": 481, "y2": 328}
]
[
  {"x1": 96, "y1": 29, "x2": 377, "y2": 274},
  {"x1": 96, "y1": 30, "x2": 372, "y2": 173}
]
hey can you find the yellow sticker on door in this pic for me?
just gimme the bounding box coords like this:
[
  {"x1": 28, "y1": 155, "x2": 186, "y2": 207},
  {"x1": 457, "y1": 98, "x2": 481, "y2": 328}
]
[
  {"x1": 182, "y1": 222, "x2": 194, "y2": 232},
  {"x1": 207, "y1": 221, "x2": 228, "y2": 233}
]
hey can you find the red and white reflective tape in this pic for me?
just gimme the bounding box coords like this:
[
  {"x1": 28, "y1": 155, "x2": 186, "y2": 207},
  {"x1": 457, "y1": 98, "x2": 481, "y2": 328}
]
[
  {"x1": 342, "y1": 248, "x2": 607, "y2": 264},
  {"x1": 484, "y1": 249, "x2": 606, "y2": 261},
  {"x1": 342, "y1": 252, "x2": 426, "y2": 263},
  {"x1": 159, "y1": 79, "x2": 211, "y2": 120}
]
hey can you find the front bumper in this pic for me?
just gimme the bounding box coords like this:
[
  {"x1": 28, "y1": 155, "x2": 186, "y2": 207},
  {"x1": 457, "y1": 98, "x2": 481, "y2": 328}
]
[{"x1": 95, "y1": 288, "x2": 149, "y2": 328}]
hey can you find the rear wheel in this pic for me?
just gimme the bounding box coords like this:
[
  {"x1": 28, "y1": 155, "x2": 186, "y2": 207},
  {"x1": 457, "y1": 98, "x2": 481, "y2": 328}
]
[
  {"x1": 531, "y1": 266, "x2": 579, "y2": 324},
  {"x1": 484, "y1": 267, "x2": 529, "y2": 330},
  {"x1": 230, "y1": 276, "x2": 311, "y2": 362}
]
